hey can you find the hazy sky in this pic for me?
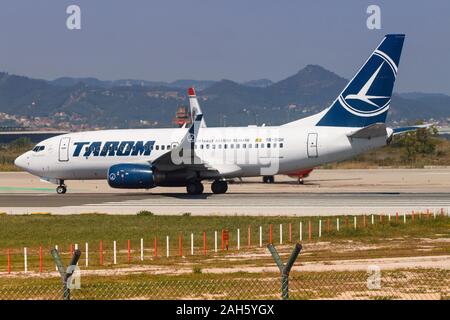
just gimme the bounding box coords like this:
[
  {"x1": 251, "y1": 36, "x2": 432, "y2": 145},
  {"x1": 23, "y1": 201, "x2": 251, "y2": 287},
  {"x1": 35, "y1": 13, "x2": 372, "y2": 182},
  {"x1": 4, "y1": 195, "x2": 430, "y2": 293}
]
[{"x1": 0, "y1": 1, "x2": 449, "y2": 94}]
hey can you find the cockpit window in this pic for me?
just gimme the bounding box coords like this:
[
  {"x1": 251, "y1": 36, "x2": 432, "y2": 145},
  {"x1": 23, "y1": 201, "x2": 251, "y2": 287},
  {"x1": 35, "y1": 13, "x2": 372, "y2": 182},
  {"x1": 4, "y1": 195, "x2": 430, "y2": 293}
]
[{"x1": 32, "y1": 145, "x2": 45, "y2": 152}]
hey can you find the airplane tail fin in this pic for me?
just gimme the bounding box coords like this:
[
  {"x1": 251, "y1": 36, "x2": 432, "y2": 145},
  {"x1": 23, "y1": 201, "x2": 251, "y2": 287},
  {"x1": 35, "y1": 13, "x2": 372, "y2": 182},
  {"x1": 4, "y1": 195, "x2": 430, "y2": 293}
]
[
  {"x1": 316, "y1": 34, "x2": 405, "y2": 127},
  {"x1": 188, "y1": 87, "x2": 207, "y2": 128}
]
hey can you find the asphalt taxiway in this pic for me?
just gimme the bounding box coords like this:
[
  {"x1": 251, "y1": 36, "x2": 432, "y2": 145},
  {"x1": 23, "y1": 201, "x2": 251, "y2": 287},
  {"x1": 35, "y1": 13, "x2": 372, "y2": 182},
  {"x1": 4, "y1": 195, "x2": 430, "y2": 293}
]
[{"x1": 1, "y1": 169, "x2": 449, "y2": 215}]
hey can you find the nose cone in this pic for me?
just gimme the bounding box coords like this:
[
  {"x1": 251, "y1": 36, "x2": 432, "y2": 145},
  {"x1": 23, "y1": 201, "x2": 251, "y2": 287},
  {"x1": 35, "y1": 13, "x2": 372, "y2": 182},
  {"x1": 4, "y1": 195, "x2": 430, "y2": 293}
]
[{"x1": 14, "y1": 153, "x2": 28, "y2": 170}]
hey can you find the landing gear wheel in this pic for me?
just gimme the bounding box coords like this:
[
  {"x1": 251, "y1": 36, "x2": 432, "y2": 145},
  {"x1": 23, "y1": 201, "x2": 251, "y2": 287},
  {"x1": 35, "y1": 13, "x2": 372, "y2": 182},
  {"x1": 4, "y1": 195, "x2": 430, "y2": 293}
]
[
  {"x1": 56, "y1": 185, "x2": 67, "y2": 194},
  {"x1": 298, "y1": 178, "x2": 304, "y2": 185},
  {"x1": 263, "y1": 176, "x2": 275, "y2": 184},
  {"x1": 186, "y1": 181, "x2": 204, "y2": 195},
  {"x1": 211, "y1": 180, "x2": 228, "y2": 194}
]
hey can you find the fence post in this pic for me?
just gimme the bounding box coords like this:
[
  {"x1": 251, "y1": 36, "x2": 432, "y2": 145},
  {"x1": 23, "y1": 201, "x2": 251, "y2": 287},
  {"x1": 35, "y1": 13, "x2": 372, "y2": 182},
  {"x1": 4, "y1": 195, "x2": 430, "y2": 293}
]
[
  {"x1": 166, "y1": 236, "x2": 170, "y2": 258},
  {"x1": 154, "y1": 237, "x2": 157, "y2": 257},
  {"x1": 39, "y1": 244, "x2": 43, "y2": 273},
  {"x1": 7, "y1": 249, "x2": 11, "y2": 274},
  {"x1": 289, "y1": 223, "x2": 292, "y2": 242},
  {"x1": 113, "y1": 241, "x2": 117, "y2": 265},
  {"x1": 24, "y1": 247, "x2": 27, "y2": 273},
  {"x1": 308, "y1": 220, "x2": 312, "y2": 240},
  {"x1": 203, "y1": 231, "x2": 206, "y2": 256},
  {"x1": 267, "y1": 243, "x2": 302, "y2": 300},
  {"x1": 193, "y1": 233, "x2": 196, "y2": 255},
  {"x1": 279, "y1": 224, "x2": 283, "y2": 245},
  {"x1": 259, "y1": 226, "x2": 262, "y2": 248},
  {"x1": 140, "y1": 238, "x2": 144, "y2": 261},
  {"x1": 85, "y1": 242, "x2": 89, "y2": 267},
  {"x1": 269, "y1": 224, "x2": 273, "y2": 244},
  {"x1": 299, "y1": 222, "x2": 302, "y2": 241},
  {"x1": 99, "y1": 241, "x2": 103, "y2": 266},
  {"x1": 237, "y1": 228, "x2": 240, "y2": 251},
  {"x1": 318, "y1": 220, "x2": 322, "y2": 238},
  {"x1": 51, "y1": 248, "x2": 81, "y2": 300},
  {"x1": 179, "y1": 234, "x2": 183, "y2": 257}
]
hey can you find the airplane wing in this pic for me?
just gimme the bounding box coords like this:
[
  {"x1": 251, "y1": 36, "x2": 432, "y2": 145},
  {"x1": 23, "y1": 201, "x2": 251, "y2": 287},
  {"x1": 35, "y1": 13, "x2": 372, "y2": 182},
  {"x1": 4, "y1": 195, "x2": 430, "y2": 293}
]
[
  {"x1": 392, "y1": 124, "x2": 431, "y2": 136},
  {"x1": 188, "y1": 87, "x2": 207, "y2": 128}
]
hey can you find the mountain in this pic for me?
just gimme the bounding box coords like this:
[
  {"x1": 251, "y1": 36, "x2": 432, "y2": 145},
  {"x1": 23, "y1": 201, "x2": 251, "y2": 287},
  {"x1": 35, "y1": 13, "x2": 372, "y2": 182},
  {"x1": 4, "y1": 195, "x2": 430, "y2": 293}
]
[{"x1": 0, "y1": 67, "x2": 449, "y2": 129}]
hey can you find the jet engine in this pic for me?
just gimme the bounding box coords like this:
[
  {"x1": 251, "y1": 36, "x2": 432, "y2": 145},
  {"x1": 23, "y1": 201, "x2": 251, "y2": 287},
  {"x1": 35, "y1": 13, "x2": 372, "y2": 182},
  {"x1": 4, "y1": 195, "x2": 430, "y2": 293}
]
[{"x1": 107, "y1": 163, "x2": 194, "y2": 189}]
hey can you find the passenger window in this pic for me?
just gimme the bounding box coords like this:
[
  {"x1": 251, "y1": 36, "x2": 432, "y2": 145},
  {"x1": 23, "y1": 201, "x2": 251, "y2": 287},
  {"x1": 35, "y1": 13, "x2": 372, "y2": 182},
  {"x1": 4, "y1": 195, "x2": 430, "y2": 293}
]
[
  {"x1": 200, "y1": 145, "x2": 204, "y2": 149},
  {"x1": 224, "y1": 144, "x2": 228, "y2": 149},
  {"x1": 161, "y1": 145, "x2": 165, "y2": 150},
  {"x1": 218, "y1": 144, "x2": 222, "y2": 149},
  {"x1": 273, "y1": 143, "x2": 277, "y2": 148},
  {"x1": 212, "y1": 145, "x2": 216, "y2": 149},
  {"x1": 206, "y1": 144, "x2": 210, "y2": 149},
  {"x1": 242, "y1": 144, "x2": 246, "y2": 149},
  {"x1": 236, "y1": 144, "x2": 240, "y2": 149},
  {"x1": 248, "y1": 144, "x2": 252, "y2": 148},
  {"x1": 167, "y1": 145, "x2": 171, "y2": 150},
  {"x1": 230, "y1": 144, "x2": 234, "y2": 149},
  {"x1": 267, "y1": 143, "x2": 271, "y2": 148},
  {"x1": 260, "y1": 143, "x2": 264, "y2": 148},
  {"x1": 280, "y1": 143, "x2": 284, "y2": 148},
  {"x1": 156, "y1": 145, "x2": 159, "y2": 150},
  {"x1": 150, "y1": 145, "x2": 154, "y2": 150}
]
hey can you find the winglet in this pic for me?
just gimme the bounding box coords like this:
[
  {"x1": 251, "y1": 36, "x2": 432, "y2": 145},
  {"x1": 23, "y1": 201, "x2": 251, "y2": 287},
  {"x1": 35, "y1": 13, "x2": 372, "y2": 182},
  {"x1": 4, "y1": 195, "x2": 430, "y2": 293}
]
[
  {"x1": 188, "y1": 87, "x2": 207, "y2": 128},
  {"x1": 188, "y1": 87, "x2": 196, "y2": 97}
]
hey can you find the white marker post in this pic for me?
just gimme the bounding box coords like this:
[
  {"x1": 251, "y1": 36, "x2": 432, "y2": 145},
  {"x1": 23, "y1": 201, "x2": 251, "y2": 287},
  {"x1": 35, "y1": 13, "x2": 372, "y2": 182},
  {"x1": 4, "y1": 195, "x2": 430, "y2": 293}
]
[
  {"x1": 140, "y1": 238, "x2": 144, "y2": 261},
  {"x1": 213, "y1": 231, "x2": 217, "y2": 253},
  {"x1": 433, "y1": 209, "x2": 436, "y2": 219},
  {"x1": 354, "y1": 216, "x2": 357, "y2": 230},
  {"x1": 388, "y1": 213, "x2": 391, "y2": 221},
  {"x1": 403, "y1": 212, "x2": 406, "y2": 224},
  {"x1": 371, "y1": 215, "x2": 374, "y2": 225},
  {"x1": 237, "y1": 228, "x2": 240, "y2": 251},
  {"x1": 337, "y1": 218, "x2": 340, "y2": 232},
  {"x1": 259, "y1": 226, "x2": 262, "y2": 248},
  {"x1": 279, "y1": 224, "x2": 283, "y2": 244},
  {"x1": 75, "y1": 243, "x2": 78, "y2": 251},
  {"x1": 24, "y1": 247, "x2": 28, "y2": 273},
  {"x1": 318, "y1": 220, "x2": 322, "y2": 238},
  {"x1": 299, "y1": 222, "x2": 303, "y2": 241},
  {"x1": 113, "y1": 241, "x2": 117, "y2": 265},
  {"x1": 85, "y1": 242, "x2": 89, "y2": 267},
  {"x1": 166, "y1": 236, "x2": 169, "y2": 258}
]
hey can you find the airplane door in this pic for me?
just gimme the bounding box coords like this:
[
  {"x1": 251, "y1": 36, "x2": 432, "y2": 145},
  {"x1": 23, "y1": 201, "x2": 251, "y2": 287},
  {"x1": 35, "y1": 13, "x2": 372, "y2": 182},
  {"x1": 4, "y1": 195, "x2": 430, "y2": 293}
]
[
  {"x1": 59, "y1": 137, "x2": 70, "y2": 162},
  {"x1": 307, "y1": 133, "x2": 318, "y2": 158}
]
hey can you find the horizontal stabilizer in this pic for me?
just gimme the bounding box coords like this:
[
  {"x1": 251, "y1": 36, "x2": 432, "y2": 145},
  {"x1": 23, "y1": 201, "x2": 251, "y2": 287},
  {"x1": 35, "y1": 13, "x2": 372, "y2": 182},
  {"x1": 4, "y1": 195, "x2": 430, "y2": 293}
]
[
  {"x1": 347, "y1": 123, "x2": 387, "y2": 139},
  {"x1": 392, "y1": 124, "x2": 430, "y2": 136}
]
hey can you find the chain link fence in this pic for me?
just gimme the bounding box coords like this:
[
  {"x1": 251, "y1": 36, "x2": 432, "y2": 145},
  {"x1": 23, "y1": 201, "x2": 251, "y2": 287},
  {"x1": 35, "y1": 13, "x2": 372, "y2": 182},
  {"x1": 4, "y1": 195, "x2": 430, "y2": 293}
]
[{"x1": 1, "y1": 268, "x2": 448, "y2": 300}]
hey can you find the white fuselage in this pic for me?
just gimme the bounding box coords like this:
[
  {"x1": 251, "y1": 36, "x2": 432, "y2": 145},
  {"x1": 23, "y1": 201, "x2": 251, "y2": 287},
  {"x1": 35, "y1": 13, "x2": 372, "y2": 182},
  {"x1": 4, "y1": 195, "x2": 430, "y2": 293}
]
[{"x1": 15, "y1": 114, "x2": 387, "y2": 183}]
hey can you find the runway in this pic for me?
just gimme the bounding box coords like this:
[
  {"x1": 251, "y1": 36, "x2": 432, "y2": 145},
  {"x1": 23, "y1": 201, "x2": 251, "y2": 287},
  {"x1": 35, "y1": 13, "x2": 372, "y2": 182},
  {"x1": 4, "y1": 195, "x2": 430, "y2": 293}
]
[
  {"x1": 1, "y1": 169, "x2": 450, "y2": 215},
  {"x1": 1, "y1": 192, "x2": 449, "y2": 216}
]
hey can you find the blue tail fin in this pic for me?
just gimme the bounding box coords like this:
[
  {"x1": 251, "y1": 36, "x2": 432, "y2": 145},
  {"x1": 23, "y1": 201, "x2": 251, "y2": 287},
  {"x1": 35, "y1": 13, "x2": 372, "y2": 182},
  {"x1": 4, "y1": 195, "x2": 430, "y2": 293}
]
[{"x1": 316, "y1": 34, "x2": 405, "y2": 127}]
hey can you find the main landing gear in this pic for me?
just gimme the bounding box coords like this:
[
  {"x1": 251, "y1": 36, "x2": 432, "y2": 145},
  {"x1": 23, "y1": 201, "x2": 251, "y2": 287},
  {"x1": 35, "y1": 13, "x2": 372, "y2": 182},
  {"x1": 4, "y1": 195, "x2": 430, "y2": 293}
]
[
  {"x1": 56, "y1": 180, "x2": 67, "y2": 194},
  {"x1": 185, "y1": 180, "x2": 229, "y2": 195},
  {"x1": 211, "y1": 180, "x2": 228, "y2": 194},
  {"x1": 186, "y1": 180, "x2": 204, "y2": 195}
]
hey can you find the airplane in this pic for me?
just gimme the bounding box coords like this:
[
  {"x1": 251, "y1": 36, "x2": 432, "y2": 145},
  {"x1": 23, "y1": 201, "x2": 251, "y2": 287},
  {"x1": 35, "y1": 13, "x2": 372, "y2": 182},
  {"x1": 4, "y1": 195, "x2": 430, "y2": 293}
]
[{"x1": 16, "y1": 34, "x2": 419, "y2": 195}]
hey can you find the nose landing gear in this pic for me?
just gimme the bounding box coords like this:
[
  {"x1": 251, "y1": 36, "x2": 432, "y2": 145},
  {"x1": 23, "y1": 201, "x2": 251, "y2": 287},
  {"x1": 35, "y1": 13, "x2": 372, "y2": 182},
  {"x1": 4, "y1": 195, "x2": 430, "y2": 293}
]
[{"x1": 56, "y1": 180, "x2": 67, "y2": 194}]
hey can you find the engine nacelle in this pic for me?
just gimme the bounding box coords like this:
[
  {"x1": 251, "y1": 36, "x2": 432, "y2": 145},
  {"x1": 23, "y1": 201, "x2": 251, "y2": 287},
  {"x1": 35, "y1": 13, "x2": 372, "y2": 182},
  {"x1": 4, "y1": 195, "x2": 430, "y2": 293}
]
[{"x1": 108, "y1": 163, "x2": 156, "y2": 189}]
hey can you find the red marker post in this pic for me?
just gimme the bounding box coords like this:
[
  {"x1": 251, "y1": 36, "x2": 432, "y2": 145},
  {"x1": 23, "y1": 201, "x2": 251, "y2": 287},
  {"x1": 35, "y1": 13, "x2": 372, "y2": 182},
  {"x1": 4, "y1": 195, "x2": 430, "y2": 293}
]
[
  {"x1": 99, "y1": 240, "x2": 103, "y2": 266},
  {"x1": 289, "y1": 223, "x2": 292, "y2": 242},
  {"x1": 39, "y1": 245, "x2": 43, "y2": 273},
  {"x1": 269, "y1": 224, "x2": 273, "y2": 244},
  {"x1": 7, "y1": 249, "x2": 11, "y2": 274},
  {"x1": 203, "y1": 231, "x2": 206, "y2": 256},
  {"x1": 179, "y1": 234, "x2": 183, "y2": 257},
  {"x1": 248, "y1": 225, "x2": 251, "y2": 247},
  {"x1": 127, "y1": 240, "x2": 131, "y2": 264}
]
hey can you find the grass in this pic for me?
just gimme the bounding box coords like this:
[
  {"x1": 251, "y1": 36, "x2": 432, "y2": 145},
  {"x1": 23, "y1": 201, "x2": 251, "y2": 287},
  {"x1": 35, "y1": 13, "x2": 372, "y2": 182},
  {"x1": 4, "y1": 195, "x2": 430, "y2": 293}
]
[{"x1": 0, "y1": 213, "x2": 448, "y2": 274}]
